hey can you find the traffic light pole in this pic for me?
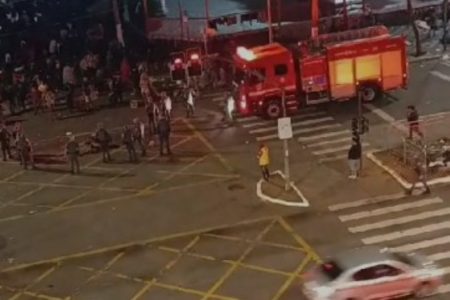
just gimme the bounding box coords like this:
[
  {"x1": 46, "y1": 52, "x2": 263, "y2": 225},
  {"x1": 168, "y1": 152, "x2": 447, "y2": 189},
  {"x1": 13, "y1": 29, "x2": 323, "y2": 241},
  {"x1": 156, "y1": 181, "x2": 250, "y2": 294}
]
[
  {"x1": 282, "y1": 87, "x2": 290, "y2": 191},
  {"x1": 358, "y1": 89, "x2": 363, "y2": 169},
  {"x1": 204, "y1": 0, "x2": 210, "y2": 54},
  {"x1": 267, "y1": 0, "x2": 273, "y2": 43}
]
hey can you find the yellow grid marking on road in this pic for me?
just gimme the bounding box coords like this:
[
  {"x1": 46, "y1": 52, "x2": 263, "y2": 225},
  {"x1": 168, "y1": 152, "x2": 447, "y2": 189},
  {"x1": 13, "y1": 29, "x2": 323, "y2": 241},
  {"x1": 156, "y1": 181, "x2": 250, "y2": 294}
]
[
  {"x1": 155, "y1": 170, "x2": 239, "y2": 179},
  {"x1": 2, "y1": 170, "x2": 25, "y2": 182},
  {"x1": 182, "y1": 118, "x2": 234, "y2": 173},
  {"x1": 0, "y1": 185, "x2": 44, "y2": 210},
  {"x1": 8, "y1": 264, "x2": 59, "y2": 300},
  {"x1": 203, "y1": 233, "x2": 308, "y2": 253},
  {"x1": 200, "y1": 220, "x2": 276, "y2": 300},
  {"x1": 0, "y1": 180, "x2": 140, "y2": 193},
  {"x1": 158, "y1": 244, "x2": 303, "y2": 279},
  {"x1": 130, "y1": 235, "x2": 200, "y2": 300},
  {"x1": 0, "y1": 216, "x2": 278, "y2": 273},
  {"x1": 271, "y1": 254, "x2": 313, "y2": 300},
  {"x1": 137, "y1": 154, "x2": 208, "y2": 196},
  {"x1": 0, "y1": 283, "x2": 63, "y2": 300},
  {"x1": 277, "y1": 217, "x2": 323, "y2": 264},
  {"x1": 77, "y1": 262, "x2": 238, "y2": 300}
]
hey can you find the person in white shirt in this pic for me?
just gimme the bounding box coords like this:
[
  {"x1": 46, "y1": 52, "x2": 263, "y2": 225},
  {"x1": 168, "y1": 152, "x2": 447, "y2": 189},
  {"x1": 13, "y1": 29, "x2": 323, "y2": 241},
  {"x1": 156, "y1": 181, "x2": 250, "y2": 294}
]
[
  {"x1": 163, "y1": 92, "x2": 172, "y2": 120},
  {"x1": 226, "y1": 92, "x2": 235, "y2": 122},
  {"x1": 186, "y1": 87, "x2": 195, "y2": 117}
]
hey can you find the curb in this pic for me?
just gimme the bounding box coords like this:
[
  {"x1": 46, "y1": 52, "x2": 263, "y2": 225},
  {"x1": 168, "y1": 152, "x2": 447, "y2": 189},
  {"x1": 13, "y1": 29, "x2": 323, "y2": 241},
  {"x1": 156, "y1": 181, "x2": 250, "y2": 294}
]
[
  {"x1": 256, "y1": 170, "x2": 310, "y2": 208},
  {"x1": 409, "y1": 54, "x2": 442, "y2": 63},
  {"x1": 367, "y1": 151, "x2": 450, "y2": 189}
]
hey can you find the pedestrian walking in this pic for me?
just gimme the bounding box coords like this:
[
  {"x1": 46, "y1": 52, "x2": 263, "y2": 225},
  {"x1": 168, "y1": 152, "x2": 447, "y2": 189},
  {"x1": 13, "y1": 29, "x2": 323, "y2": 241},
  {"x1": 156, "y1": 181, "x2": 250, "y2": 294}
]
[
  {"x1": 157, "y1": 115, "x2": 172, "y2": 156},
  {"x1": 348, "y1": 139, "x2": 362, "y2": 179},
  {"x1": 132, "y1": 118, "x2": 146, "y2": 156},
  {"x1": 186, "y1": 88, "x2": 195, "y2": 118},
  {"x1": 226, "y1": 92, "x2": 236, "y2": 122},
  {"x1": 16, "y1": 133, "x2": 34, "y2": 169},
  {"x1": 145, "y1": 100, "x2": 159, "y2": 135},
  {"x1": 122, "y1": 125, "x2": 137, "y2": 163},
  {"x1": 95, "y1": 123, "x2": 112, "y2": 162},
  {"x1": 406, "y1": 160, "x2": 431, "y2": 195},
  {"x1": 65, "y1": 133, "x2": 80, "y2": 174},
  {"x1": 0, "y1": 122, "x2": 12, "y2": 161},
  {"x1": 257, "y1": 144, "x2": 270, "y2": 181},
  {"x1": 407, "y1": 105, "x2": 423, "y2": 139}
]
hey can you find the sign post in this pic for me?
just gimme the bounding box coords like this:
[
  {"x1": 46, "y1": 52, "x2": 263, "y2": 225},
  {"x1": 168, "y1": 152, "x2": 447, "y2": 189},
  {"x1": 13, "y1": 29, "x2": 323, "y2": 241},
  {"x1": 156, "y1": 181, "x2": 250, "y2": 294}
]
[{"x1": 277, "y1": 81, "x2": 292, "y2": 191}]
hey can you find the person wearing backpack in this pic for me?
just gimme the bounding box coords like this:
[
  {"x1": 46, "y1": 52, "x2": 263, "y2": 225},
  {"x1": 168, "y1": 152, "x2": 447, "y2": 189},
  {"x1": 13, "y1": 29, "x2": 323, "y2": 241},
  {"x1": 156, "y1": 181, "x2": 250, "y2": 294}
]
[
  {"x1": 122, "y1": 125, "x2": 137, "y2": 163},
  {"x1": 95, "y1": 123, "x2": 112, "y2": 162}
]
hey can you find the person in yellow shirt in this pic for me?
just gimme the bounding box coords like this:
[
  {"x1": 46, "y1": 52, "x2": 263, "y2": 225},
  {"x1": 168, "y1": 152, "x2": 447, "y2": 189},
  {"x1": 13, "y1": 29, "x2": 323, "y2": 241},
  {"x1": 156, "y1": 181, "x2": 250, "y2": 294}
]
[{"x1": 257, "y1": 143, "x2": 270, "y2": 181}]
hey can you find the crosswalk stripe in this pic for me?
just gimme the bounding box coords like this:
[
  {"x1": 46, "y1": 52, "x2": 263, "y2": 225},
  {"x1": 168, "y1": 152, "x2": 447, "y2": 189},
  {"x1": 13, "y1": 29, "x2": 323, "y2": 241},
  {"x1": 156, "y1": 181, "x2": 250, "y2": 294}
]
[
  {"x1": 241, "y1": 111, "x2": 327, "y2": 129},
  {"x1": 431, "y1": 70, "x2": 450, "y2": 82},
  {"x1": 390, "y1": 235, "x2": 450, "y2": 252},
  {"x1": 249, "y1": 117, "x2": 333, "y2": 134},
  {"x1": 309, "y1": 137, "x2": 351, "y2": 147},
  {"x1": 298, "y1": 129, "x2": 349, "y2": 142},
  {"x1": 256, "y1": 124, "x2": 341, "y2": 142},
  {"x1": 338, "y1": 198, "x2": 443, "y2": 222},
  {"x1": 312, "y1": 143, "x2": 369, "y2": 156},
  {"x1": 438, "y1": 283, "x2": 450, "y2": 294},
  {"x1": 362, "y1": 221, "x2": 450, "y2": 245},
  {"x1": 349, "y1": 207, "x2": 450, "y2": 233},
  {"x1": 428, "y1": 251, "x2": 450, "y2": 262},
  {"x1": 328, "y1": 193, "x2": 405, "y2": 212},
  {"x1": 318, "y1": 154, "x2": 348, "y2": 163}
]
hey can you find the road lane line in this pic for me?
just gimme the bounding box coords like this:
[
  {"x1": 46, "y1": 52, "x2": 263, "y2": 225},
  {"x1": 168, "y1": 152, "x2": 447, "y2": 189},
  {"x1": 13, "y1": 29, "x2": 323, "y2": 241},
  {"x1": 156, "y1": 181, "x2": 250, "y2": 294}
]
[
  {"x1": 298, "y1": 129, "x2": 349, "y2": 142},
  {"x1": 257, "y1": 124, "x2": 341, "y2": 142},
  {"x1": 328, "y1": 193, "x2": 405, "y2": 212},
  {"x1": 242, "y1": 111, "x2": 326, "y2": 128},
  {"x1": 362, "y1": 221, "x2": 450, "y2": 245},
  {"x1": 250, "y1": 117, "x2": 334, "y2": 134},
  {"x1": 338, "y1": 197, "x2": 442, "y2": 222},
  {"x1": 313, "y1": 143, "x2": 369, "y2": 156},
  {"x1": 390, "y1": 235, "x2": 450, "y2": 252},
  {"x1": 350, "y1": 207, "x2": 450, "y2": 233},
  {"x1": 430, "y1": 70, "x2": 450, "y2": 82}
]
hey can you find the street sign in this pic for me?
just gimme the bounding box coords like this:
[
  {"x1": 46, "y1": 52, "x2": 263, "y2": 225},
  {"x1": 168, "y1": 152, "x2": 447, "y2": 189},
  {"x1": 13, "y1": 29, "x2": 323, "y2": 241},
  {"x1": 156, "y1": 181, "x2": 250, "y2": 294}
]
[{"x1": 278, "y1": 117, "x2": 293, "y2": 140}]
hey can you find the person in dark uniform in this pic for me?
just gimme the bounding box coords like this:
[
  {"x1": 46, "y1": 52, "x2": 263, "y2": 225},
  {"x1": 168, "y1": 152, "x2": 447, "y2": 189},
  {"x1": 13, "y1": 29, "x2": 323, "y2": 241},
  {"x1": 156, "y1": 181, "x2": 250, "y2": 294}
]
[
  {"x1": 95, "y1": 123, "x2": 112, "y2": 162},
  {"x1": 122, "y1": 125, "x2": 137, "y2": 163},
  {"x1": 132, "y1": 118, "x2": 146, "y2": 156},
  {"x1": 157, "y1": 115, "x2": 171, "y2": 156},
  {"x1": 16, "y1": 133, "x2": 33, "y2": 169},
  {"x1": 0, "y1": 122, "x2": 12, "y2": 161},
  {"x1": 65, "y1": 133, "x2": 80, "y2": 174}
]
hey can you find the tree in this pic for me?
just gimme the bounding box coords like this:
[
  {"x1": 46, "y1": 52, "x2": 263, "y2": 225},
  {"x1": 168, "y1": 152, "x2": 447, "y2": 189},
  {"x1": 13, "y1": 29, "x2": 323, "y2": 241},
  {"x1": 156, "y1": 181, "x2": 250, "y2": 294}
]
[{"x1": 407, "y1": 0, "x2": 425, "y2": 56}]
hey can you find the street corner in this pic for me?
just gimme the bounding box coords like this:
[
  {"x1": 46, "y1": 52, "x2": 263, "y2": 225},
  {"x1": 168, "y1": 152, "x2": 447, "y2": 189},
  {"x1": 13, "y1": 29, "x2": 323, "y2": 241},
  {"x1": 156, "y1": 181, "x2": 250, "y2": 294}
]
[
  {"x1": 257, "y1": 171, "x2": 310, "y2": 208},
  {"x1": 0, "y1": 217, "x2": 320, "y2": 300}
]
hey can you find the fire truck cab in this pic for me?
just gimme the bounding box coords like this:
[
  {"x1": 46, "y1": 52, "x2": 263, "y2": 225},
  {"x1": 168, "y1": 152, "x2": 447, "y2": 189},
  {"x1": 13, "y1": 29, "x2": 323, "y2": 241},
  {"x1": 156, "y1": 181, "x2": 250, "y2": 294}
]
[{"x1": 233, "y1": 26, "x2": 408, "y2": 119}]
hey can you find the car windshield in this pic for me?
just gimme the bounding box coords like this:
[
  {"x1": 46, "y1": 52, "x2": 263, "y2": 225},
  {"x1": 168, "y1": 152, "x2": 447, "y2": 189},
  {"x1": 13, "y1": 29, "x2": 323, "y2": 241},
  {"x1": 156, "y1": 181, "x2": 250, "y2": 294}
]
[
  {"x1": 320, "y1": 260, "x2": 344, "y2": 281},
  {"x1": 390, "y1": 252, "x2": 413, "y2": 266}
]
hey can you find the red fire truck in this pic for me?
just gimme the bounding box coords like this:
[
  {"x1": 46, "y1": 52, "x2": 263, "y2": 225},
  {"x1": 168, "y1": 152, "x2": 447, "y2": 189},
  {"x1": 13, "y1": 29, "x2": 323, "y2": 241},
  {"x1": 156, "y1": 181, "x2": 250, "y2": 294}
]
[{"x1": 233, "y1": 25, "x2": 408, "y2": 119}]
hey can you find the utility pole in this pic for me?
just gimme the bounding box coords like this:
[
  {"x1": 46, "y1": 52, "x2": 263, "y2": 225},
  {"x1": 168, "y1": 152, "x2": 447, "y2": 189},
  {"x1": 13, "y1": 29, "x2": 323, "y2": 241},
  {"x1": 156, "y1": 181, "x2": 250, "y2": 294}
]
[
  {"x1": 267, "y1": 0, "x2": 273, "y2": 43},
  {"x1": 281, "y1": 86, "x2": 290, "y2": 191},
  {"x1": 112, "y1": 0, "x2": 125, "y2": 46},
  {"x1": 443, "y1": 0, "x2": 448, "y2": 51},
  {"x1": 204, "y1": 0, "x2": 210, "y2": 54}
]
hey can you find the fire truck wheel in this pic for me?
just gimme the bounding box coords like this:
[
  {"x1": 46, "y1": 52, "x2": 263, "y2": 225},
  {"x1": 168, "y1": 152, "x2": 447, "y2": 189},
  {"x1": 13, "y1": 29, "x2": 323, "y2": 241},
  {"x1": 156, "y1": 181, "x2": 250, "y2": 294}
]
[
  {"x1": 360, "y1": 85, "x2": 379, "y2": 102},
  {"x1": 265, "y1": 101, "x2": 282, "y2": 119}
]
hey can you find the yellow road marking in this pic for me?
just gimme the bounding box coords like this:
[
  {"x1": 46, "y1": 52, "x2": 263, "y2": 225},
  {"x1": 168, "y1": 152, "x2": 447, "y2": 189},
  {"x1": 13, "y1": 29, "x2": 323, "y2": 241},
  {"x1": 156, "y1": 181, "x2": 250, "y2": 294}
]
[
  {"x1": 203, "y1": 233, "x2": 308, "y2": 253},
  {"x1": 271, "y1": 254, "x2": 313, "y2": 300},
  {"x1": 0, "y1": 215, "x2": 278, "y2": 273},
  {"x1": 277, "y1": 217, "x2": 322, "y2": 263},
  {"x1": 0, "y1": 186, "x2": 44, "y2": 209},
  {"x1": 2, "y1": 170, "x2": 25, "y2": 182},
  {"x1": 0, "y1": 284, "x2": 63, "y2": 300},
  {"x1": 130, "y1": 236, "x2": 200, "y2": 300},
  {"x1": 200, "y1": 220, "x2": 276, "y2": 300},
  {"x1": 155, "y1": 170, "x2": 239, "y2": 179},
  {"x1": 0, "y1": 180, "x2": 140, "y2": 193},
  {"x1": 182, "y1": 118, "x2": 234, "y2": 173},
  {"x1": 8, "y1": 264, "x2": 59, "y2": 300}
]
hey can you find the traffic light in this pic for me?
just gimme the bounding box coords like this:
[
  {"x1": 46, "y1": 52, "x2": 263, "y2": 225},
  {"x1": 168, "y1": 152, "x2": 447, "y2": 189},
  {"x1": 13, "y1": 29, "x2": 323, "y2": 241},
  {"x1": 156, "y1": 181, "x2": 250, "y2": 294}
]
[
  {"x1": 351, "y1": 118, "x2": 360, "y2": 143},
  {"x1": 186, "y1": 48, "x2": 202, "y2": 77},
  {"x1": 169, "y1": 52, "x2": 187, "y2": 82}
]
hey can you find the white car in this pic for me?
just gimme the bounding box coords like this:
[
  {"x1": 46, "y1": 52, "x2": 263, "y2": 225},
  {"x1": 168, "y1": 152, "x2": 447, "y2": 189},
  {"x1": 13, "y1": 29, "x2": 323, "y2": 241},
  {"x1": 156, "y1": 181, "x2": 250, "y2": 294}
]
[{"x1": 303, "y1": 246, "x2": 443, "y2": 300}]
